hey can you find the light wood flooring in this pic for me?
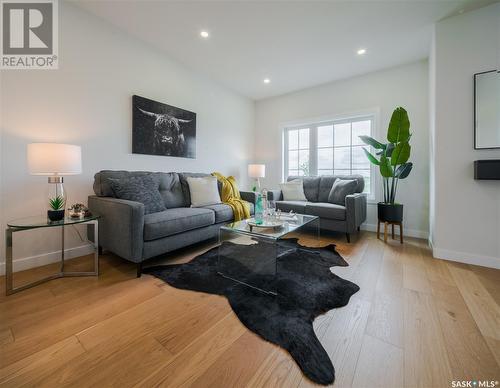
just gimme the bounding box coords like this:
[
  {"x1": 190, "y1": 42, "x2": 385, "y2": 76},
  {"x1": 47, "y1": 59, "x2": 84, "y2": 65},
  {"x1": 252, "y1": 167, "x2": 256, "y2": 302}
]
[{"x1": 0, "y1": 232, "x2": 499, "y2": 387}]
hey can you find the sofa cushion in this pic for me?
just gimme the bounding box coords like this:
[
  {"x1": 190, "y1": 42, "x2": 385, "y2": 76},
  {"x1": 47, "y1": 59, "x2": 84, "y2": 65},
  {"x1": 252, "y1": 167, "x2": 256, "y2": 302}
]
[
  {"x1": 305, "y1": 202, "x2": 346, "y2": 221},
  {"x1": 108, "y1": 175, "x2": 166, "y2": 215},
  {"x1": 93, "y1": 170, "x2": 187, "y2": 209},
  {"x1": 328, "y1": 179, "x2": 357, "y2": 205},
  {"x1": 144, "y1": 207, "x2": 215, "y2": 241},
  {"x1": 287, "y1": 176, "x2": 320, "y2": 202},
  {"x1": 187, "y1": 176, "x2": 221, "y2": 207},
  {"x1": 318, "y1": 176, "x2": 337, "y2": 202},
  {"x1": 202, "y1": 202, "x2": 254, "y2": 223},
  {"x1": 275, "y1": 200, "x2": 307, "y2": 214},
  {"x1": 280, "y1": 180, "x2": 307, "y2": 201},
  {"x1": 201, "y1": 204, "x2": 233, "y2": 223}
]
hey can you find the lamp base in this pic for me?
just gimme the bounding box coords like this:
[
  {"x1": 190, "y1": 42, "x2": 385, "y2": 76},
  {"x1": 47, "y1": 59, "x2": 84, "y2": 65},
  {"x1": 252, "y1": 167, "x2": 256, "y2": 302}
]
[{"x1": 48, "y1": 176, "x2": 64, "y2": 184}]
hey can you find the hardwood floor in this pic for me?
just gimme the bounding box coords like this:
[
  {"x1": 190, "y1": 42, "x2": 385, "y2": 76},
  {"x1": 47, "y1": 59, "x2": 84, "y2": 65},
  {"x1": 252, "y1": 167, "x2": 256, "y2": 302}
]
[{"x1": 1, "y1": 232, "x2": 499, "y2": 387}]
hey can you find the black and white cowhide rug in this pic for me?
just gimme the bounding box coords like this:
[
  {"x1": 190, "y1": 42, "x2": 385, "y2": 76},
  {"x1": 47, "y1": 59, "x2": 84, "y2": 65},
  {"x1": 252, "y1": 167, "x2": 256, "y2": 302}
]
[{"x1": 144, "y1": 238, "x2": 359, "y2": 385}]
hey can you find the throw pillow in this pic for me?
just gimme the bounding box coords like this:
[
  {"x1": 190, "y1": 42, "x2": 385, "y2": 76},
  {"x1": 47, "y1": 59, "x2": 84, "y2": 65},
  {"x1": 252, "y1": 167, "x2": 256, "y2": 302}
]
[
  {"x1": 328, "y1": 179, "x2": 357, "y2": 205},
  {"x1": 280, "y1": 179, "x2": 307, "y2": 201},
  {"x1": 108, "y1": 175, "x2": 166, "y2": 214},
  {"x1": 187, "y1": 176, "x2": 222, "y2": 207}
]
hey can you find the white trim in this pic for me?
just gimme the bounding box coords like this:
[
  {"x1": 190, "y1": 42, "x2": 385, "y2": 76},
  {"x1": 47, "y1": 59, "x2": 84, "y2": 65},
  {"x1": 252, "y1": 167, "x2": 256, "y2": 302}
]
[
  {"x1": 432, "y1": 247, "x2": 500, "y2": 269},
  {"x1": 0, "y1": 244, "x2": 95, "y2": 275},
  {"x1": 360, "y1": 223, "x2": 429, "y2": 239}
]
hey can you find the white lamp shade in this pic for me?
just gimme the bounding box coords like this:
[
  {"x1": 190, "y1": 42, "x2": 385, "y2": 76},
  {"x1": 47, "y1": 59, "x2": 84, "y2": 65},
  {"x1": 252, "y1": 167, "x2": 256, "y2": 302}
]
[
  {"x1": 248, "y1": 164, "x2": 265, "y2": 178},
  {"x1": 27, "y1": 143, "x2": 82, "y2": 175}
]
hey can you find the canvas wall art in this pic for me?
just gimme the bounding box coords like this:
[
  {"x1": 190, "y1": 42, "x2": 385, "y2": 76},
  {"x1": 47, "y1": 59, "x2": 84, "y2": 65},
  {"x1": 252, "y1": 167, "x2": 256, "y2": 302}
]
[{"x1": 132, "y1": 95, "x2": 196, "y2": 158}]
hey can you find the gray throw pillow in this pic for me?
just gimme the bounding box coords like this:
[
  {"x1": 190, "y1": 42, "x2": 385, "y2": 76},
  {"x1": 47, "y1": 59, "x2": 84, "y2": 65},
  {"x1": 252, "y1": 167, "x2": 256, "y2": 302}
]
[
  {"x1": 108, "y1": 175, "x2": 166, "y2": 214},
  {"x1": 328, "y1": 179, "x2": 357, "y2": 205}
]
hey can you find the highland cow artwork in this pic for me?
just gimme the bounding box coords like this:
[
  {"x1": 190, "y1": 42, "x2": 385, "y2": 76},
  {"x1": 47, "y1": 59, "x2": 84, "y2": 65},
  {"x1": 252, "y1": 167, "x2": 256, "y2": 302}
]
[{"x1": 132, "y1": 95, "x2": 196, "y2": 158}]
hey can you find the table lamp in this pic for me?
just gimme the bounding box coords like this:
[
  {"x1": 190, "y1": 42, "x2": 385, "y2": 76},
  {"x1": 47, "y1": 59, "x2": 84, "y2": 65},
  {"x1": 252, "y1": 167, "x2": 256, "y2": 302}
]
[
  {"x1": 27, "y1": 143, "x2": 82, "y2": 221},
  {"x1": 248, "y1": 164, "x2": 265, "y2": 192}
]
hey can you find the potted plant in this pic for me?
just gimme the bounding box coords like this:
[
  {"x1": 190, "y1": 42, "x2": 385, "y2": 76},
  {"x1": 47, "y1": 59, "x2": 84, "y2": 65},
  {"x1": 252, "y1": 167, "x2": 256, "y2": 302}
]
[
  {"x1": 48, "y1": 195, "x2": 65, "y2": 221},
  {"x1": 359, "y1": 106, "x2": 413, "y2": 223}
]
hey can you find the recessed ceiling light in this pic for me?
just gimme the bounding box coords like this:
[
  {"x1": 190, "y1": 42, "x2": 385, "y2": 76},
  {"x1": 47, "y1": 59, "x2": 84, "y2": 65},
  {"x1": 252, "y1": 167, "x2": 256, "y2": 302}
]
[
  {"x1": 357, "y1": 48, "x2": 367, "y2": 55},
  {"x1": 200, "y1": 30, "x2": 209, "y2": 38},
  {"x1": 263, "y1": 78, "x2": 271, "y2": 84}
]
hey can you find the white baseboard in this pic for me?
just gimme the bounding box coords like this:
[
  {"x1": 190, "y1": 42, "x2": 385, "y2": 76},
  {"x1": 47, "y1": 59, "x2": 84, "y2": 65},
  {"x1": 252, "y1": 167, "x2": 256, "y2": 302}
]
[
  {"x1": 432, "y1": 247, "x2": 500, "y2": 269},
  {"x1": 360, "y1": 223, "x2": 429, "y2": 239},
  {"x1": 0, "y1": 245, "x2": 95, "y2": 275}
]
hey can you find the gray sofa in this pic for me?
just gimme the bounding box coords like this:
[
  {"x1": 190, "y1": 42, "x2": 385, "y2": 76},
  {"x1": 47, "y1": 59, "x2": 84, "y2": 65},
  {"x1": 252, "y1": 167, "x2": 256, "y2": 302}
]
[
  {"x1": 88, "y1": 170, "x2": 256, "y2": 276},
  {"x1": 266, "y1": 175, "x2": 367, "y2": 242}
]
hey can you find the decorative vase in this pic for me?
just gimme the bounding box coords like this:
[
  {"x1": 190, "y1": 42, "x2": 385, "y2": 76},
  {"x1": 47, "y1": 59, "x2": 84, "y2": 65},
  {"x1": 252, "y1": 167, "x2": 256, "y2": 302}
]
[
  {"x1": 377, "y1": 203, "x2": 403, "y2": 223},
  {"x1": 254, "y1": 193, "x2": 264, "y2": 225}
]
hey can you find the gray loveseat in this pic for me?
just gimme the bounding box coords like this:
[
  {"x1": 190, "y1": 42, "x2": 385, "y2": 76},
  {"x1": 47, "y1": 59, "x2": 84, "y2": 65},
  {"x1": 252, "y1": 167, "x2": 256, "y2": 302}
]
[
  {"x1": 88, "y1": 170, "x2": 256, "y2": 276},
  {"x1": 266, "y1": 175, "x2": 367, "y2": 242}
]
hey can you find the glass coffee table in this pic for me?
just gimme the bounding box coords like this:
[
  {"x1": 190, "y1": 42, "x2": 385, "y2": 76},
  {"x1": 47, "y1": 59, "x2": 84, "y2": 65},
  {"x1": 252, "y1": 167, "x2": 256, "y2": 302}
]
[{"x1": 218, "y1": 214, "x2": 319, "y2": 295}]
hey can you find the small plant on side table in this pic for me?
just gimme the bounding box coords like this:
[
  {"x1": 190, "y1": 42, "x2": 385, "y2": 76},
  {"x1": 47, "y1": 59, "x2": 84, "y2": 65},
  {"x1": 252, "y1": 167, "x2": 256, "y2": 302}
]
[{"x1": 48, "y1": 195, "x2": 66, "y2": 221}]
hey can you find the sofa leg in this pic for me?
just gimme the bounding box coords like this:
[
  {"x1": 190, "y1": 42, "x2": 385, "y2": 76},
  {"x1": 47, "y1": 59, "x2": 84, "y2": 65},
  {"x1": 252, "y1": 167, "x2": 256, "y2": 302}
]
[
  {"x1": 136, "y1": 262, "x2": 142, "y2": 278},
  {"x1": 357, "y1": 226, "x2": 360, "y2": 232},
  {"x1": 346, "y1": 233, "x2": 351, "y2": 243}
]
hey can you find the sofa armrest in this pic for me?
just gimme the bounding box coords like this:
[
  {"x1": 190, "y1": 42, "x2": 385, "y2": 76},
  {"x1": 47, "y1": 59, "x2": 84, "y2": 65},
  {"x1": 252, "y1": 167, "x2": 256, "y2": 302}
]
[
  {"x1": 88, "y1": 195, "x2": 145, "y2": 262},
  {"x1": 266, "y1": 190, "x2": 283, "y2": 201},
  {"x1": 345, "y1": 193, "x2": 367, "y2": 232},
  {"x1": 240, "y1": 191, "x2": 258, "y2": 205}
]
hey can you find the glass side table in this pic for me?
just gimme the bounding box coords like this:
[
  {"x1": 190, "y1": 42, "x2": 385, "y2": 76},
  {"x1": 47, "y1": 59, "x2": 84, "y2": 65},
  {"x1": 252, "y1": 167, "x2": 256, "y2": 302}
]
[{"x1": 5, "y1": 215, "x2": 100, "y2": 295}]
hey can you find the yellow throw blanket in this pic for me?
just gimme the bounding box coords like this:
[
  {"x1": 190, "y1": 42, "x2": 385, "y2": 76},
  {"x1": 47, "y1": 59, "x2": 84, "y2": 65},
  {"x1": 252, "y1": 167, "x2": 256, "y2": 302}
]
[{"x1": 212, "y1": 172, "x2": 250, "y2": 221}]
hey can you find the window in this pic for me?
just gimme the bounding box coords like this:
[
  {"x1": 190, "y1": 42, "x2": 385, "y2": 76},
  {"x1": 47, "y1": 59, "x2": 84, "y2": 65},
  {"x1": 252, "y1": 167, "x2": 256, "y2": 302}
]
[{"x1": 284, "y1": 116, "x2": 374, "y2": 195}]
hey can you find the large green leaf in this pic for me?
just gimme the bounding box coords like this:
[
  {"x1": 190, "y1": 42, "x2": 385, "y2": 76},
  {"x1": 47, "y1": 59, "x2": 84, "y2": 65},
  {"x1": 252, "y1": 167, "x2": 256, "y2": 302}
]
[
  {"x1": 395, "y1": 162, "x2": 413, "y2": 179},
  {"x1": 385, "y1": 143, "x2": 395, "y2": 158},
  {"x1": 379, "y1": 155, "x2": 393, "y2": 177},
  {"x1": 387, "y1": 107, "x2": 410, "y2": 143},
  {"x1": 362, "y1": 148, "x2": 380, "y2": 165},
  {"x1": 359, "y1": 135, "x2": 385, "y2": 150},
  {"x1": 391, "y1": 141, "x2": 411, "y2": 166}
]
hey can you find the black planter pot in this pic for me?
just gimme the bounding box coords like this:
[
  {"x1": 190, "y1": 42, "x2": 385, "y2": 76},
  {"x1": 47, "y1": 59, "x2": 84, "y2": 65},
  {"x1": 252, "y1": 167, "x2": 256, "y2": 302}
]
[
  {"x1": 378, "y1": 203, "x2": 403, "y2": 223},
  {"x1": 48, "y1": 210, "x2": 65, "y2": 222}
]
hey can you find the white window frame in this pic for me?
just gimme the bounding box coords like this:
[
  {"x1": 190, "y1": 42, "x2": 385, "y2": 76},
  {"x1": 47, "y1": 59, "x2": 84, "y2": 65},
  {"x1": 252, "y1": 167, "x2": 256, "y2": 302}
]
[{"x1": 282, "y1": 110, "x2": 378, "y2": 201}]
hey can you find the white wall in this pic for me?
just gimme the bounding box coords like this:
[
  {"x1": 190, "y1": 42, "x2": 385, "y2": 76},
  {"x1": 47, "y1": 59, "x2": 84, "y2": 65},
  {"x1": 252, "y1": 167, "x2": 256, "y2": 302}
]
[
  {"x1": 254, "y1": 60, "x2": 430, "y2": 238},
  {"x1": 0, "y1": 1, "x2": 254, "y2": 273},
  {"x1": 430, "y1": 3, "x2": 500, "y2": 269}
]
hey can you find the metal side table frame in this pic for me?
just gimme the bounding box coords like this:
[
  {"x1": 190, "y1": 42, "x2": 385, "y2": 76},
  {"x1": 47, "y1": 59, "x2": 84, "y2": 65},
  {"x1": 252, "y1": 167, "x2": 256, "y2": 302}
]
[{"x1": 5, "y1": 216, "x2": 99, "y2": 295}]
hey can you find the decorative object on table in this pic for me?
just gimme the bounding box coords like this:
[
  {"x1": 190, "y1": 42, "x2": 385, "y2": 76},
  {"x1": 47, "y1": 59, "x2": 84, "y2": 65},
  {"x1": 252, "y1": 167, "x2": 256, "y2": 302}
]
[
  {"x1": 144, "y1": 238, "x2": 359, "y2": 385},
  {"x1": 5, "y1": 215, "x2": 99, "y2": 295},
  {"x1": 132, "y1": 95, "x2": 196, "y2": 158},
  {"x1": 68, "y1": 203, "x2": 88, "y2": 219},
  {"x1": 27, "y1": 143, "x2": 82, "y2": 222},
  {"x1": 212, "y1": 172, "x2": 250, "y2": 221},
  {"x1": 247, "y1": 218, "x2": 284, "y2": 232},
  {"x1": 359, "y1": 106, "x2": 413, "y2": 243},
  {"x1": 474, "y1": 70, "x2": 500, "y2": 150},
  {"x1": 279, "y1": 178, "x2": 307, "y2": 201},
  {"x1": 248, "y1": 164, "x2": 265, "y2": 192},
  {"x1": 254, "y1": 191, "x2": 264, "y2": 224}
]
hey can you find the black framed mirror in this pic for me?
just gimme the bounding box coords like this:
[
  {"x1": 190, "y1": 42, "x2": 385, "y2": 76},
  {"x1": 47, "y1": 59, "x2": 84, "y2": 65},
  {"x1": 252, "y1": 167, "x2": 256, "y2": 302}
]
[{"x1": 474, "y1": 70, "x2": 500, "y2": 149}]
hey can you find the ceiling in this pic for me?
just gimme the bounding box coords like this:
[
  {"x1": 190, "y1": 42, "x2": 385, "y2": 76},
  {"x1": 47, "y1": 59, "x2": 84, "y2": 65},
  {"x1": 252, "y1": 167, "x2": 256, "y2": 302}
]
[{"x1": 74, "y1": 0, "x2": 496, "y2": 100}]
